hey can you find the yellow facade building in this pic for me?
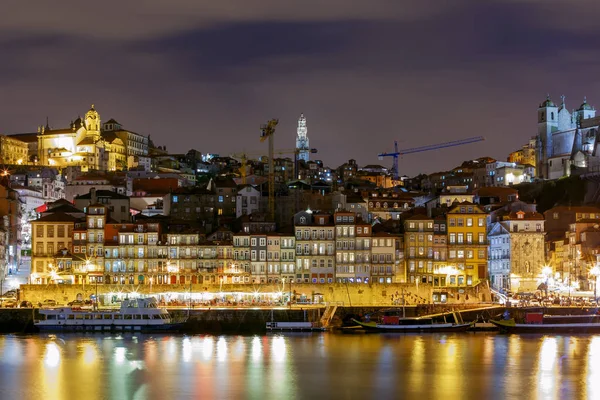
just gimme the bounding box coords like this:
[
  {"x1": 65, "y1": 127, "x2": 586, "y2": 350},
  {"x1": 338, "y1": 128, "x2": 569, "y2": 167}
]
[
  {"x1": 446, "y1": 202, "x2": 488, "y2": 287},
  {"x1": 33, "y1": 105, "x2": 134, "y2": 172},
  {"x1": 0, "y1": 135, "x2": 28, "y2": 165}
]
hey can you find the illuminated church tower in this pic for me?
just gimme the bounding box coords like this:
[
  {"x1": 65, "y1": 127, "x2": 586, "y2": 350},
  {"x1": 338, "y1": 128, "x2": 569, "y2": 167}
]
[{"x1": 296, "y1": 113, "x2": 310, "y2": 162}]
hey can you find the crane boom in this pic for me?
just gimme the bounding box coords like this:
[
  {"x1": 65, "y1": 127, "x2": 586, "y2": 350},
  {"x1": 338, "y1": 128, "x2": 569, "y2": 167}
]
[{"x1": 378, "y1": 136, "x2": 485, "y2": 180}]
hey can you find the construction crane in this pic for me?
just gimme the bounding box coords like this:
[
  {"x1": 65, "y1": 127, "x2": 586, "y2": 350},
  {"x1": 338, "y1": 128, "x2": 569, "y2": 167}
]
[
  {"x1": 260, "y1": 119, "x2": 278, "y2": 221},
  {"x1": 378, "y1": 136, "x2": 485, "y2": 180}
]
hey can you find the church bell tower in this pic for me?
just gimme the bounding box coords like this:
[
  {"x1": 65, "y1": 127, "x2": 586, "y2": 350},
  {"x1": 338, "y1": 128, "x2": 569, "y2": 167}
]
[{"x1": 296, "y1": 113, "x2": 310, "y2": 163}]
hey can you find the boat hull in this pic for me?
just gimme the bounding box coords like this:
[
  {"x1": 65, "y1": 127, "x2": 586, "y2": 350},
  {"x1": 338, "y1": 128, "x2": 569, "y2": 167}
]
[
  {"x1": 491, "y1": 320, "x2": 600, "y2": 334},
  {"x1": 352, "y1": 319, "x2": 472, "y2": 333},
  {"x1": 35, "y1": 322, "x2": 185, "y2": 333}
]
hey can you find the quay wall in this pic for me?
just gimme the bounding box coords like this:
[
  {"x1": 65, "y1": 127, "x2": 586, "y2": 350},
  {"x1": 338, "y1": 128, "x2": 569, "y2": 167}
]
[
  {"x1": 18, "y1": 282, "x2": 491, "y2": 306},
  {"x1": 1, "y1": 305, "x2": 597, "y2": 334}
]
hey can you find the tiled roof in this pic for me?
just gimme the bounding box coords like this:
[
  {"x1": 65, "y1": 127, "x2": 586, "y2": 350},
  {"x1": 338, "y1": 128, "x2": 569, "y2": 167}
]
[
  {"x1": 34, "y1": 212, "x2": 81, "y2": 223},
  {"x1": 507, "y1": 211, "x2": 544, "y2": 220},
  {"x1": 76, "y1": 190, "x2": 129, "y2": 200},
  {"x1": 77, "y1": 137, "x2": 96, "y2": 145},
  {"x1": 7, "y1": 133, "x2": 38, "y2": 142}
]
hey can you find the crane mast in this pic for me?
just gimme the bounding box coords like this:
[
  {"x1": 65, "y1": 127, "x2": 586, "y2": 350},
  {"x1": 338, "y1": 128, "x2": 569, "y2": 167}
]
[{"x1": 260, "y1": 119, "x2": 278, "y2": 221}]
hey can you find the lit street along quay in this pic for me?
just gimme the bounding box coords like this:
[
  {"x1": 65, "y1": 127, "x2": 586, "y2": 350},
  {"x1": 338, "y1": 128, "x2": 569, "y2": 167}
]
[{"x1": 0, "y1": 333, "x2": 598, "y2": 400}]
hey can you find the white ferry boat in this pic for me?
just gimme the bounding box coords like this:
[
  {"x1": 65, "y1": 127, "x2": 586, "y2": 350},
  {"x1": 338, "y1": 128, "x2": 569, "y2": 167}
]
[{"x1": 34, "y1": 298, "x2": 185, "y2": 333}]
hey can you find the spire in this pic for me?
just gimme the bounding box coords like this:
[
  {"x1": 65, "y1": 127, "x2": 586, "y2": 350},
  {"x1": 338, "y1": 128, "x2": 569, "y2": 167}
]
[{"x1": 45, "y1": 116, "x2": 50, "y2": 131}]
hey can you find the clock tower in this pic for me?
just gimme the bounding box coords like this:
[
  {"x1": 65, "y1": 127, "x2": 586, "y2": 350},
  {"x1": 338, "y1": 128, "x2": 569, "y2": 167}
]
[
  {"x1": 84, "y1": 104, "x2": 101, "y2": 139},
  {"x1": 296, "y1": 113, "x2": 310, "y2": 163}
]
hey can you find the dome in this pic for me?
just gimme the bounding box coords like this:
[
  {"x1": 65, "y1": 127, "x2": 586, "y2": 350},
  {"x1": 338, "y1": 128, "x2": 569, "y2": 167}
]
[
  {"x1": 539, "y1": 95, "x2": 555, "y2": 108},
  {"x1": 578, "y1": 98, "x2": 593, "y2": 111}
]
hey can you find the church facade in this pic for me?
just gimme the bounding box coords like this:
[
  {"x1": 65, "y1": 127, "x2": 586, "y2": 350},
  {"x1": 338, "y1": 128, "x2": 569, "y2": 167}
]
[
  {"x1": 536, "y1": 95, "x2": 600, "y2": 180},
  {"x1": 13, "y1": 105, "x2": 149, "y2": 172}
]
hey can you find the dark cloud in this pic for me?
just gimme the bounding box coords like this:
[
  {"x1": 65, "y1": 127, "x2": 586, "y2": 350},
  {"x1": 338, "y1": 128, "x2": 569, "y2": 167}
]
[{"x1": 3, "y1": 0, "x2": 600, "y2": 176}]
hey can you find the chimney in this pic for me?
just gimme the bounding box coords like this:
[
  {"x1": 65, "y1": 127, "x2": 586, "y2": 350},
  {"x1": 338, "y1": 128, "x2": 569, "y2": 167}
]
[{"x1": 90, "y1": 187, "x2": 97, "y2": 204}]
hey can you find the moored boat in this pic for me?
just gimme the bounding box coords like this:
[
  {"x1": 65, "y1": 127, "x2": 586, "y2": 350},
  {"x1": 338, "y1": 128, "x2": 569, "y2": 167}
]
[
  {"x1": 266, "y1": 321, "x2": 326, "y2": 332},
  {"x1": 34, "y1": 298, "x2": 186, "y2": 333},
  {"x1": 352, "y1": 310, "x2": 472, "y2": 333},
  {"x1": 492, "y1": 312, "x2": 600, "y2": 333}
]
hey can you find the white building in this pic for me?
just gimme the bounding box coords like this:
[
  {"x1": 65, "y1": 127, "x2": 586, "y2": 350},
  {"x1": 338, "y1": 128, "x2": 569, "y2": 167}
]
[
  {"x1": 536, "y1": 95, "x2": 600, "y2": 180},
  {"x1": 493, "y1": 163, "x2": 535, "y2": 186},
  {"x1": 236, "y1": 185, "x2": 261, "y2": 217},
  {"x1": 488, "y1": 210, "x2": 545, "y2": 291},
  {"x1": 13, "y1": 186, "x2": 45, "y2": 214}
]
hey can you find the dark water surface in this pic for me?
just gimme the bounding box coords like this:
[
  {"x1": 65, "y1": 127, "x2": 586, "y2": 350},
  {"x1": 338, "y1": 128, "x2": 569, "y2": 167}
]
[{"x1": 0, "y1": 333, "x2": 598, "y2": 400}]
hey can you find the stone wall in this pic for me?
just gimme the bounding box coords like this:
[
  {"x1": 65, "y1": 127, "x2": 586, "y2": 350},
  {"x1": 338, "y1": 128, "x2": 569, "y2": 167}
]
[{"x1": 19, "y1": 282, "x2": 491, "y2": 306}]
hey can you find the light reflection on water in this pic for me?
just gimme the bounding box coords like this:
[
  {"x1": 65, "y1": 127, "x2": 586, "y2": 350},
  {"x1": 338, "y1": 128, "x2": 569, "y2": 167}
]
[{"x1": 0, "y1": 333, "x2": 599, "y2": 399}]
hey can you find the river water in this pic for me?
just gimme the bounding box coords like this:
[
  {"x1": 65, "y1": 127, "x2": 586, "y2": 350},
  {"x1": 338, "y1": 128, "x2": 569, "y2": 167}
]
[{"x1": 0, "y1": 333, "x2": 598, "y2": 400}]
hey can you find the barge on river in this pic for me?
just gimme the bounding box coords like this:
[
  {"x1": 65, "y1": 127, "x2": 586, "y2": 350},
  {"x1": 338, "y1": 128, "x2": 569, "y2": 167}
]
[
  {"x1": 352, "y1": 310, "x2": 472, "y2": 333},
  {"x1": 492, "y1": 312, "x2": 600, "y2": 333},
  {"x1": 34, "y1": 298, "x2": 185, "y2": 333}
]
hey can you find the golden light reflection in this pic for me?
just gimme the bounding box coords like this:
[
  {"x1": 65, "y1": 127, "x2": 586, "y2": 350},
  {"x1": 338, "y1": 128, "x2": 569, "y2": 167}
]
[
  {"x1": 409, "y1": 337, "x2": 425, "y2": 388},
  {"x1": 115, "y1": 347, "x2": 126, "y2": 365},
  {"x1": 271, "y1": 336, "x2": 286, "y2": 363},
  {"x1": 217, "y1": 337, "x2": 228, "y2": 362},
  {"x1": 41, "y1": 341, "x2": 62, "y2": 400},
  {"x1": 44, "y1": 342, "x2": 61, "y2": 368},
  {"x1": 202, "y1": 336, "x2": 214, "y2": 361},
  {"x1": 587, "y1": 337, "x2": 600, "y2": 399},
  {"x1": 232, "y1": 336, "x2": 246, "y2": 362},
  {"x1": 252, "y1": 336, "x2": 262, "y2": 362},
  {"x1": 182, "y1": 337, "x2": 192, "y2": 363},
  {"x1": 536, "y1": 337, "x2": 558, "y2": 400},
  {"x1": 81, "y1": 343, "x2": 98, "y2": 366},
  {"x1": 165, "y1": 337, "x2": 177, "y2": 364},
  {"x1": 437, "y1": 337, "x2": 464, "y2": 396},
  {"x1": 145, "y1": 339, "x2": 157, "y2": 367}
]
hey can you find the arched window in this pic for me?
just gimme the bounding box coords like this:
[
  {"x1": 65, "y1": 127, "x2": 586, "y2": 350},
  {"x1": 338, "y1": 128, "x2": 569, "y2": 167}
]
[
  {"x1": 551, "y1": 112, "x2": 554, "y2": 120},
  {"x1": 376, "y1": 202, "x2": 380, "y2": 208},
  {"x1": 383, "y1": 202, "x2": 388, "y2": 208}
]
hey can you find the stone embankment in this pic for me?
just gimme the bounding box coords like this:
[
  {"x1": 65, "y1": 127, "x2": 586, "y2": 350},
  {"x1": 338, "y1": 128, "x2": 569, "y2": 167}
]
[{"x1": 19, "y1": 282, "x2": 491, "y2": 306}]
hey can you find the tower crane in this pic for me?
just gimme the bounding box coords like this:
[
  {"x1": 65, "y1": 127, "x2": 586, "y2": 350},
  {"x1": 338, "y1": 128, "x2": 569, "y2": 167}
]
[
  {"x1": 231, "y1": 148, "x2": 318, "y2": 185},
  {"x1": 260, "y1": 119, "x2": 278, "y2": 221},
  {"x1": 378, "y1": 136, "x2": 485, "y2": 180}
]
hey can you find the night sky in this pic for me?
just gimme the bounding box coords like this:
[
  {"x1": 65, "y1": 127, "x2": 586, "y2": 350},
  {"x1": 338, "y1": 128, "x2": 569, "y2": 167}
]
[{"x1": 2, "y1": 1, "x2": 600, "y2": 176}]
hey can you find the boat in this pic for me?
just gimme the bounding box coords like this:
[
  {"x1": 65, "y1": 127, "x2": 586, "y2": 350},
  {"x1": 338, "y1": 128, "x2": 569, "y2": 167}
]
[
  {"x1": 266, "y1": 321, "x2": 326, "y2": 332},
  {"x1": 491, "y1": 312, "x2": 600, "y2": 333},
  {"x1": 34, "y1": 298, "x2": 186, "y2": 333},
  {"x1": 351, "y1": 310, "x2": 473, "y2": 333},
  {"x1": 468, "y1": 321, "x2": 499, "y2": 332}
]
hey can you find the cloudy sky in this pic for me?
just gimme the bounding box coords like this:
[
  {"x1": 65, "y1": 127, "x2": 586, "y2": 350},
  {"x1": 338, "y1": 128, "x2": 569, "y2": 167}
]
[{"x1": 2, "y1": 0, "x2": 600, "y2": 176}]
